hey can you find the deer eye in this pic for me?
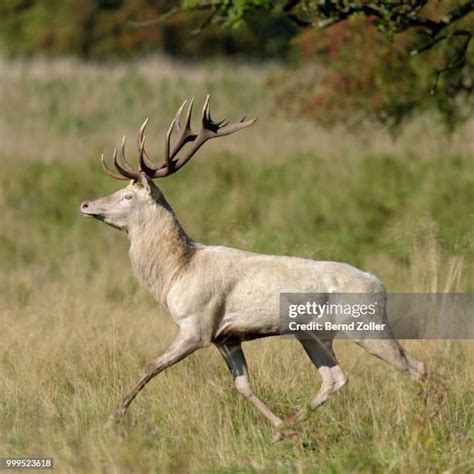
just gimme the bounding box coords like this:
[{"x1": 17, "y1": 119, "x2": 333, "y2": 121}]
[{"x1": 124, "y1": 193, "x2": 134, "y2": 201}]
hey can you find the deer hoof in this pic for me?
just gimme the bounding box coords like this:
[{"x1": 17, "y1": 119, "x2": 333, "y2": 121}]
[
  {"x1": 272, "y1": 430, "x2": 300, "y2": 444},
  {"x1": 272, "y1": 432, "x2": 283, "y2": 443},
  {"x1": 287, "y1": 407, "x2": 307, "y2": 425},
  {"x1": 290, "y1": 433, "x2": 300, "y2": 445},
  {"x1": 105, "y1": 406, "x2": 126, "y2": 427}
]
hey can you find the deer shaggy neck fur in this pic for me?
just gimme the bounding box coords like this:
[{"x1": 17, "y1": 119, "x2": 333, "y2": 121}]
[{"x1": 128, "y1": 188, "x2": 196, "y2": 304}]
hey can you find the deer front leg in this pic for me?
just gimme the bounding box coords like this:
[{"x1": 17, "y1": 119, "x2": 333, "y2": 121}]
[
  {"x1": 216, "y1": 342, "x2": 298, "y2": 443},
  {"x1": 108, "y1": 330, "x2": 204, "y2": 425}
]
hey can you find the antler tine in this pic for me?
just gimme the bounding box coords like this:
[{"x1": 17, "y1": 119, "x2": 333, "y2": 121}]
[
  {"x1": 165, "y1": 95, "x2": 257, "y2": 173},
  {"x1": 164, "y1": 117, "x2": 177, "y2": 171},
  {"x1": 118, "y1": 136, "x2": 137, "y2": 173},
  {"x1": 137, "y1": 118, "x2": 150, "y2": 161},
  {"x1": 169, "y1": 95, "x2": 215, "y2": 170},
  {"x1": 101, "y1": 150, "x2": 129, "y2": 180},
  {"x1": 138, "y1": 134, "x2": 160, "y2": 177},
  {"x1": 138, "y1": 118, "x2": 149, "y2": 141},
  {"x1": 142, "y1": 99, "x2": 194, "y2": 178},
  {"x1": 136, "y1": 118, "x2": 166, "y2": 177},
  {"x1": 174, "y1": 100, "x2": 187, "y2": 132},
  {"x1": 183, "y1": 97, "x2": 194, "y2": 132},
  {"x1": 100, "y1": 96, "x2": 256, "y2": 181},
  {"x1": 114, "y1": 137, "x2": 141, "y2": 180},
  {"x1": 168, "y1": 99, "x2": 197, "y2": 161},
  {"x1": 215, "y1": 115, "x2": 258, "y2": 136},
  {"x1": 202, "y1": 94, "x2": 211, "y2": 126}
]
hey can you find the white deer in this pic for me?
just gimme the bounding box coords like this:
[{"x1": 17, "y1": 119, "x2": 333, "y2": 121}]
[{"x1": 80, "y1": 96, "x2": 426, "y2": 441}]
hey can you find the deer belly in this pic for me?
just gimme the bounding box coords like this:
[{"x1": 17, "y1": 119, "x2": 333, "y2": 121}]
[{"x1": 213, "y1": 317, "x2": 280, "y2": 344}]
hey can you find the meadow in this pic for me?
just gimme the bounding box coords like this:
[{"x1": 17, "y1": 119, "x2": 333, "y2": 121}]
[{"x1": 0, "y1": 56, "x2": 473, "y2": 473}]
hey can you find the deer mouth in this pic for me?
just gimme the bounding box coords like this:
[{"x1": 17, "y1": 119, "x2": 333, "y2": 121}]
[
  {"x1": 84, "y1": 212, "x2": 105, "y2": 221},
  {"x1": 80, "y1": 202, "x2": 104, "y2": 220},
  {"x1": 82, "y1": 211, "x2": 105, "y2": 221}
]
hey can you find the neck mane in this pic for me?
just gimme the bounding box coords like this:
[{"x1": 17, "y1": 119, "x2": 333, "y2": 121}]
[{"x1": 127, "y1": 196, "x2": 196, "y2": 303}]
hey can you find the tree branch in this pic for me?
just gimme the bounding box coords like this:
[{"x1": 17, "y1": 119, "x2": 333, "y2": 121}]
[{"x1": 130, "y1": 2, "x2": 224, "y2": 28}]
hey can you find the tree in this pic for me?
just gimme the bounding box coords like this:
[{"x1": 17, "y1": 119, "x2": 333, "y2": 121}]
[
  {"x1": 0, "y1": 0, "x2": 296, "y2": 59},
  {"x1": 178, "y1": 1, "x2": 474, "y2": 129}
]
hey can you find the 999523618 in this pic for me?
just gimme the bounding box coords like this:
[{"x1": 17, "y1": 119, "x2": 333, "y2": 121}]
[{"x1": 0, "y1": 458, "x2": 53, "y2": 470}]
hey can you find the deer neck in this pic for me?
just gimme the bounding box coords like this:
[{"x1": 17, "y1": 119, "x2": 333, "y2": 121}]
[{"x1": 127, "y1": 201, "x2": 195, "y2": 304}]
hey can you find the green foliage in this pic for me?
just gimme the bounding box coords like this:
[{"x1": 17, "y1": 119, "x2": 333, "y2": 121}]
[
  {"x1": 182, "y1": 0, "x2": 474, "y2": 129},
  {"x1": 0, "y1": 0, "x2": 76, "y2": 55},
  {"x1": 0, "y1": 0, "x2": 297, "y2": 59},
  {"x1": 279, "y1": 14, "x2": 474, "y2": 130},
  {"x1": 184, "y1": 0, "x2": 273, "y2": 23}
]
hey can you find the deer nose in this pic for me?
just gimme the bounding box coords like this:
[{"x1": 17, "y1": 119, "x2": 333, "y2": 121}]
[{"x1": 81, "y1": 201, "x2": 90, "y2": 210}]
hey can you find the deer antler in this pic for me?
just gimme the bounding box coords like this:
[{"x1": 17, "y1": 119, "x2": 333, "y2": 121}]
[{"x1": 101, "y1": 95, "x2": 257, "y2": 181}]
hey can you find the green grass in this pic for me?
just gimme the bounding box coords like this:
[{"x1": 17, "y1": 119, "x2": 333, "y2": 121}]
[{"x1": 0, "y1": 56, "x2": 473, "y2": 473}]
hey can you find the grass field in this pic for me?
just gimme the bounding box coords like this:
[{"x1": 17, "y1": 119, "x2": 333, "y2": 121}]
[{"x1": 0, "y1": 56, "x2": 473, "y2": 473}]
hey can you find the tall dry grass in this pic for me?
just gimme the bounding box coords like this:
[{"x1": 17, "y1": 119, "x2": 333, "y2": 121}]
[{"x1": 0, "y1": 56, "x2": 473, "y2": 473}]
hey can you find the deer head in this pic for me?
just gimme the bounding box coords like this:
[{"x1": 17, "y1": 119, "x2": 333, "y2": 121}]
[{"x1": 80, "y1": 96, "x2": 256, "y2": 232}]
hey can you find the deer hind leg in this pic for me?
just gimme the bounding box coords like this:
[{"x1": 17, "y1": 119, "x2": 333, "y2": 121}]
[
  {"x1": 215, "y1": 342, "x2": 297, "y2": 442},
  {"x1": 291, "y1": 337, "x2": 347, "y2": 424},
  {"x1": 354, "y1": 338, "x2": 426, "y2": 382}
]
